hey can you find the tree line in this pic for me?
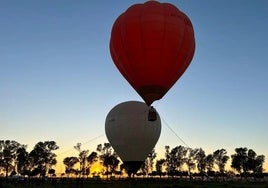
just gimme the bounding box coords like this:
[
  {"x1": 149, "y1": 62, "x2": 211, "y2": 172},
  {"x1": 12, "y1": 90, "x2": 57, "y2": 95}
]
[{"x1": 0, "y1": 140, "x2": 266, "y2": 180}]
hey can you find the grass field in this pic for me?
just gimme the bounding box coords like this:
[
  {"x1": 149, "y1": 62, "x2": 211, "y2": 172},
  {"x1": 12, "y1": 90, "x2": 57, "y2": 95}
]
[{"x1": 1, "y1": 179, "x2": 268, "y2": 188}]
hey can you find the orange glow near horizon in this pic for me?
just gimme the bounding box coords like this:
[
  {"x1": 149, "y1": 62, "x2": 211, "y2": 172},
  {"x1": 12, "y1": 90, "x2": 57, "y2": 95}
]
[
  {"x1": 54, "y1": 155, "x2": 268, "y2": 177},
  {"x1": 90, "y1": 162, "x2": 103, "y2": 176},
  {"x1": 54, "y1": 156, "x2": 104, "y2": 177}
]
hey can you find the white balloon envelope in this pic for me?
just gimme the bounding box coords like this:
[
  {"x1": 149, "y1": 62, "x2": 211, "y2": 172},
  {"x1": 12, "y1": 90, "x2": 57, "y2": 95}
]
[{"x1": 105, "y1": 101, "x2": 161, "y2": 176}]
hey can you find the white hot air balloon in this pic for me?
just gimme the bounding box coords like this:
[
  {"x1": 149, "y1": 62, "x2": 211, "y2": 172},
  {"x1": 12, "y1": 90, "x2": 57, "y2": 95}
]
[{"x1": 105, "y1": 101, "x2": 161, "y2": 176}]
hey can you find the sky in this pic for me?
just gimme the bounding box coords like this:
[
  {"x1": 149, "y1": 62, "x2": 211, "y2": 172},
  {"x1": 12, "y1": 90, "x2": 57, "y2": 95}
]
[{"x1": 1, "y1": 0, "x2": 267, "y2": 174}]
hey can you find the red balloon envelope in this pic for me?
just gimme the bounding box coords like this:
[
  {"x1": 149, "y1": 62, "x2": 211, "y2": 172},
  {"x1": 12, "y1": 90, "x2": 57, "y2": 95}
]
[{"x1": 110, "y1": 1, "x2": 195, "y2": 105}]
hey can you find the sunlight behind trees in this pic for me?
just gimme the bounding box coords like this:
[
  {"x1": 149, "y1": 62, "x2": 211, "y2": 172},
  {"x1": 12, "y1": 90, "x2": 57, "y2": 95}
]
[{"x1": 0, "y1": 139, "x2": 267, "y2": 180}]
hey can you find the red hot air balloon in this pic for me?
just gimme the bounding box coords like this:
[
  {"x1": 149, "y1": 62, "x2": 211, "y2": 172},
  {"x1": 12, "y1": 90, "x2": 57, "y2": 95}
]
[{"x1": 110, "y1": 1, "x2": 195, "y2": 106}]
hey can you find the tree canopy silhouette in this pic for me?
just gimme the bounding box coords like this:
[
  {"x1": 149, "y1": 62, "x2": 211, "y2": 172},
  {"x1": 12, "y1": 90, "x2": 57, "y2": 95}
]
[{"x1": 0, "y1": 139, "x2": 266, "y2": 180}]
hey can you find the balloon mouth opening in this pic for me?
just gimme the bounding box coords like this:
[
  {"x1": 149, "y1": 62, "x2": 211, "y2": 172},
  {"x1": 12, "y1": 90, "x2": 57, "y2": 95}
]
[
  {"x1": 123, "y1": 161, "x2": 144, "y2": 177},
  {"x1": 137, "y1": 85, "x2": 168, "y2": 106}
]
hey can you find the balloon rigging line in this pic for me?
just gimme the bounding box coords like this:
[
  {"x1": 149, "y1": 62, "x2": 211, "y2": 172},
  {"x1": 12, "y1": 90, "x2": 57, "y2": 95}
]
[
  {"x1": 81, "y1": 134, "x2": 105, "y2": 146},
  {"x1": 56, "y1": 134, "x2": 104, "y2": 156},
  {"x1": 162, "y1": 117, "x2": 190, "y2": 148}
]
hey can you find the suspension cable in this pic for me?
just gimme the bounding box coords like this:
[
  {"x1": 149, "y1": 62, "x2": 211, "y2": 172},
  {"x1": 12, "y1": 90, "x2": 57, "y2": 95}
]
[{"x1": 162, "y1": 117, "x2": 190, "y2": 148}]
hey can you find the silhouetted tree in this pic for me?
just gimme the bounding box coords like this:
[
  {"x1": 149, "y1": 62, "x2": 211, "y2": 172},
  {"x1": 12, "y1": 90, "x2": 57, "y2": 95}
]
[
  {"x1": 155, "y1": 159, "x2": 165, "y2": 178},
  {"x1": 107, "y1": 155, "x2": 120, "y2": 176},
  {"x1": 74, "y1": 143, "x2": 98, "y2": 177},
  {"x1": 63, "y1": 156, "x2": 79, "y2": 177},
  {"x1": 246, "y1": 149, "x2": 257, "y2": 173},
  {"x1": 87, "y1": 151, "x2": 98, "y2": 177},
  {"x1": 87, "y1": 151, "x2": 98, "y2": 165},
  {"x1": 74, "y1": 143, "x2": 89, "y2": 177},
  {"x1": 2, "y1": 138, "x2": 266, "y2": 181},
  {"x1": 0, "y1": 140, "x2": 21, "y2": 179},
  {"x1": 140, "y1": 148, "x2": 157, "y2": 176},
  {"x1": 165, "y1": 145, "x2": 187, "y2": 177},
  {"x1": 185, "y1": 148, "x2": 198, "y2": 179},
  {"x1": 231, "y1": 147, "x2": 248, "y2": 176},
  {"x1": 164, "y1": 146, "x2": 172, "y2": 176},
  {"x1": 205, "y1": 154, "x2": 214, "y2": 173},
  {"x1": 28, "y1": 141, "x2": 59, "y2": 177},
  {"x1": 48, "y1": 168, "x2": 55, "y2": 177},
  {"x1": 16, "y1": 146, "x2": 29, "y2": 175},
  {"x1": 195, "y1": 148, "x2": 206, "y2": 179},
  {"x1": 253, "y1": 155, "x2": 265, "y2": 177},
  {"x1": 213, "y1": 149, "x2": 229, "y2": 174},
  {"x1": 231, "y1": 148, "x2": 265, "y2": 179},
  {"x1": 97, "y1": 143, "x2": 120, "y2": 178}
]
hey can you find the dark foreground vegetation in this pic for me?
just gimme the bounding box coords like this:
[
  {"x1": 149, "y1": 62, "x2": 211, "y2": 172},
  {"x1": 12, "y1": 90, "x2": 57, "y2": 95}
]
[
  {"x1": 1, "y1": 177, "x2": 268, "y2": 188},
  {"x1": 0, "y1": 140, "x2": 266, "y2": 182}
]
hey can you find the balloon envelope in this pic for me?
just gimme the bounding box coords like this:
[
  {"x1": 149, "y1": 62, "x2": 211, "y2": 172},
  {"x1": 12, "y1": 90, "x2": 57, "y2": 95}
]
[
  {"x1": 105, "y1": 101, "x2": 161, "y2": 175},
  {"x1": 110, "y1": 1, "x2": 195, "y2": 105}
]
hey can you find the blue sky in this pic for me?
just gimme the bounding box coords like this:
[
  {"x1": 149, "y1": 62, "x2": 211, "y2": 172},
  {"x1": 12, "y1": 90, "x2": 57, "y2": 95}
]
[{"x1": 1, "y1": 0, "x2": 267, "y2": 172}]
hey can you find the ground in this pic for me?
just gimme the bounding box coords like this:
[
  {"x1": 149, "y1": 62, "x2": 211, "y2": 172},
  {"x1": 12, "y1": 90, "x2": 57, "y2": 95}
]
[{"x1": 1, "y1": 178, "x2": 268, "y2": 188}]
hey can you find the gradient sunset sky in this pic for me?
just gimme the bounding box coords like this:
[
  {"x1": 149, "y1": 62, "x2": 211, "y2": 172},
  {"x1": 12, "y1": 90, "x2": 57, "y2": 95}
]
[{"x1": 1, "y1": 0, "x2": 267, "y2": 173}]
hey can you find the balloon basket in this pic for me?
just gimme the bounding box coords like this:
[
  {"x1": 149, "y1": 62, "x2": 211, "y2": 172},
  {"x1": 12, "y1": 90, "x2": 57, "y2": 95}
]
[{"x1": 148, "y1": 106, "x2": 157, "y2": 121}]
